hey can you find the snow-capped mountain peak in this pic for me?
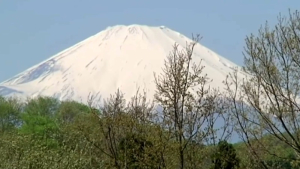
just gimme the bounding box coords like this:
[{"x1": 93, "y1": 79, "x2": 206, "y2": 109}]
[{"x1": 0, "y1": 24, "x2": 243, "y2": 103}]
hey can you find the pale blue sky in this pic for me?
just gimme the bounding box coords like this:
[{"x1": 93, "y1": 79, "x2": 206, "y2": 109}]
[{"x1": 0, "y1": 0, "x2": 298, "y2": 82}]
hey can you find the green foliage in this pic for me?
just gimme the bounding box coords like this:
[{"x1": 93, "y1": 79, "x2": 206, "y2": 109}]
[
  {"x1": 119, "y1": 133, "x2": 159, "y2": 168},
  {"x1": 20, "y1": 113, "x2": 60, "y2": 148},
  {"x1": 0, "y1": 132, "x2": 95, "y2": 169},
  {"x1": 24, "y1": 96, "x2": 59, "y2": 116},
  {"x1": 210, "y1": 140, "x2": 240, "y2": 169},
  {"x1": 56, "y1": 100, "x2": 90, "y2": 124},
  {"x1": 0, "y1": 96, "x2": 22, "y2": 133},
  {"x1": 19, "y1": 97, "x2": 61, "y2": 148},
  {"x1": 0, "y1": 94, "x2": 297, "y2": 169}
]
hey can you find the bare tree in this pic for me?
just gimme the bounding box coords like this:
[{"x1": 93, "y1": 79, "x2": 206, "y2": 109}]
[
  {"x1": 225, "y1": 9, "x2": 300, "y2": 169},
  {"x1": 154, "y1": 35, "x2": 230, "y2": 168},
  {"x1": 85, "y1": 89, "x2": 160, "y2": 168}
]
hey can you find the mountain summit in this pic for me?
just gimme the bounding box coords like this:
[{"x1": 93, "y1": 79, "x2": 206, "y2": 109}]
[{"x1": 0, "y1": 25, "x2": 243, "y2": 103}]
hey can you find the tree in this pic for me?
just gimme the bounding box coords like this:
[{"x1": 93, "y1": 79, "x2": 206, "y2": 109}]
[
  {"x1": 82, "y1": 89, "x2": 157, "y2": 169},
  {"x1": 19, "y1": 96, "x2": 61, "y2": 148},
  {"x1": 119, "y1": 133, "x2": 159, "y2": 169},
  {"x1": 0, "y1": 96, "x2": 22, "y2": 133},
  {"x1": 210, "y1": 140, "x2": 240, "y2": 169},
  {"x1": 154, "y1": 35, "x2": 230, "y2": 168},
  {"x1": 57, "y1": 100, "x2": 90, "y2": 124},
  {"x1": 225, "y1": 9, "x2": 300, "y2": 168}
]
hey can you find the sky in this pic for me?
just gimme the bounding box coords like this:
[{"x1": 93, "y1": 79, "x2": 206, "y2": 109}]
[{"x1": 0, "y1": 0, "x2": 299, "y2": 82}]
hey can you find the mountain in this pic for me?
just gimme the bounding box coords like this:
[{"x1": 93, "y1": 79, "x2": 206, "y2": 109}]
[{"x1": 0, "y1": 24, "x2": 244, "y2": 104}]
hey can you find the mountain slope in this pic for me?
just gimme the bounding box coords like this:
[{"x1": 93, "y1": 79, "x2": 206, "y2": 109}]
[{"x1": 0, "y1": 25, "x2": 244, "y2": 104}]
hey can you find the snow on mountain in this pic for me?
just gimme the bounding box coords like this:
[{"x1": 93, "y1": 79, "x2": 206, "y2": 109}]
[{"x1": 0, "y1": 24, "x2": 245, "y2": 104}]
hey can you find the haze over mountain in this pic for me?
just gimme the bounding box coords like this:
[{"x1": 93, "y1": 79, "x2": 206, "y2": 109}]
[{"x1": 0, "y1": 25, "x2": 245, "y2": 104}]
